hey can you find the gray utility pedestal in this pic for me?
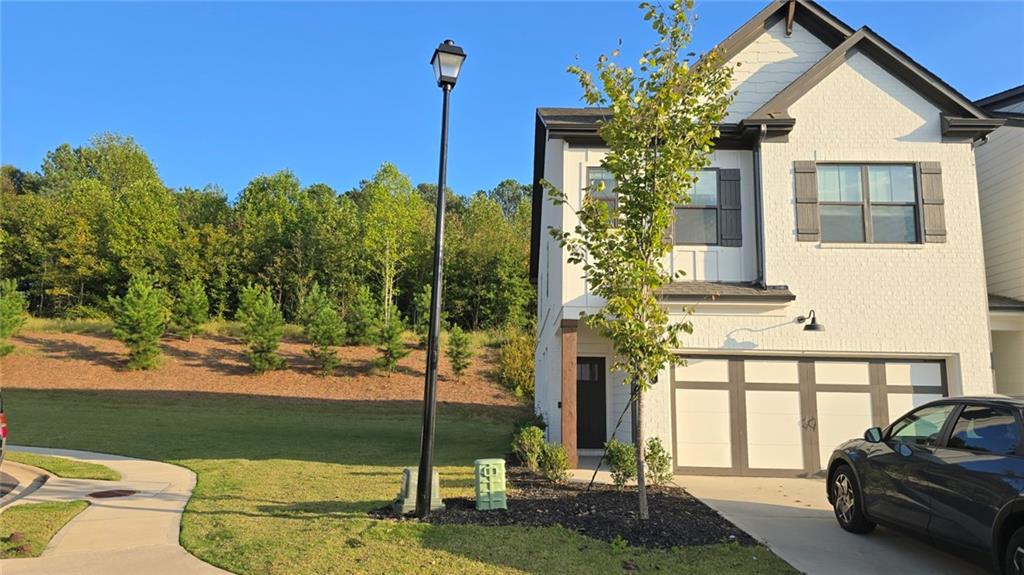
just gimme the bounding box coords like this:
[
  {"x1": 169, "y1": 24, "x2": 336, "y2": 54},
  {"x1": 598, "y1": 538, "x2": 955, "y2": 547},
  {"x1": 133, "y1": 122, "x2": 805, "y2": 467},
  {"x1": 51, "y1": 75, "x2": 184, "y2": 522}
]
[{"x1": 393, "y1": 467, "x2": 443, "y2": 515}]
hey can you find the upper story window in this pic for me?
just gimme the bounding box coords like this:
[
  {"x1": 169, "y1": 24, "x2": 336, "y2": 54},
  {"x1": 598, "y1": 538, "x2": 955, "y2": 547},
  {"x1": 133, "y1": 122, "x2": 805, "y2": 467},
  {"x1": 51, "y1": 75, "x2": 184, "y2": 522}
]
[
  {"x1": 674, "y1": 170, "x2": 719, "y2": 245},
  {"x1": 586, "y1": 167, "x2": 617, "y2": 219},
  {"x1": 817, "y1": 164, "x2": 919, "y2": 244}
]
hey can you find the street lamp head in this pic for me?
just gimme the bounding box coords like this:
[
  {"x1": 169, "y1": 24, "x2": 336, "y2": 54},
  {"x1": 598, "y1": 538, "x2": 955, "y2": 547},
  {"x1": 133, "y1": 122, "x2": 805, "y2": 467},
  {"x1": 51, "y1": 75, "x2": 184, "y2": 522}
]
[{"x1": 431, "y1": 39, "x2": 466, "y2": 88}]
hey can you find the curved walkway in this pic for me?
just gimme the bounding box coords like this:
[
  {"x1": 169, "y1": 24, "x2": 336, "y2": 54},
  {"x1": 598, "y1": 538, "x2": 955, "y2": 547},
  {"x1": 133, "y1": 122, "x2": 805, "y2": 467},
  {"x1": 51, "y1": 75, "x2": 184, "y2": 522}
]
[{"x1": 1, "y1": 446, "x2": 230, "y2": 575}]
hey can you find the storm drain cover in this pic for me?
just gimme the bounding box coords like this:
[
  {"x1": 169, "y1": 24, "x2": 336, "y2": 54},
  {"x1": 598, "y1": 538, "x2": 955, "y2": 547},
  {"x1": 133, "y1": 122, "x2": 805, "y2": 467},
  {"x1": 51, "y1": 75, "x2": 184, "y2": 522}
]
[{"x1": 88, "y1": 489, "x2": 136, "y2": 498}]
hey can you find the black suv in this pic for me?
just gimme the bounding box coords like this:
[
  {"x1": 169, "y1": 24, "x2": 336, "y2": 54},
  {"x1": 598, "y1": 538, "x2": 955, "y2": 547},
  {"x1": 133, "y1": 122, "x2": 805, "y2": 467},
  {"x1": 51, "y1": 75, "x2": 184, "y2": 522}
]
[{"x1": 827, "y1": 396, "x2": 1024, "y2": 574}]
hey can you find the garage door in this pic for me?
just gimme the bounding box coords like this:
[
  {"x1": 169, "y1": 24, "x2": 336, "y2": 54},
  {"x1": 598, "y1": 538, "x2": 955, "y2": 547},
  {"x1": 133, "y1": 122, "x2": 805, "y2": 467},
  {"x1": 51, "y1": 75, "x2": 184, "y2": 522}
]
[{"x1": 671, "y1": 356, "x2": 946, "y2": 475}]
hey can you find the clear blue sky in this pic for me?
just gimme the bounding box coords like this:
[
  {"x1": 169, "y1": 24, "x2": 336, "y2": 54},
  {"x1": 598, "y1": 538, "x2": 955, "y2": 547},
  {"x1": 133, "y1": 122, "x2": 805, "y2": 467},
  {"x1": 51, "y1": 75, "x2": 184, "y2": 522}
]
[{"x1": 3, "y1": 1, "x2": 1022, "y2": 198}]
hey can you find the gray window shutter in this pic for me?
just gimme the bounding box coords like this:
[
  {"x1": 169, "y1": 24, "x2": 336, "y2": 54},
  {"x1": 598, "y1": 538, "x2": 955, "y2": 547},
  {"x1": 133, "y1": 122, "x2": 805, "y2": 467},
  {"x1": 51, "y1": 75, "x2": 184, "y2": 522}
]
[
  {"x1": 718, "y1": 169, "x2": 742, "y2": 247},
  {"x1": 919, "y1": 162, "x2": 945, "y2": 243},
  {"x1": 794, "y1": 161, "x2": 819, "y2": 242}
]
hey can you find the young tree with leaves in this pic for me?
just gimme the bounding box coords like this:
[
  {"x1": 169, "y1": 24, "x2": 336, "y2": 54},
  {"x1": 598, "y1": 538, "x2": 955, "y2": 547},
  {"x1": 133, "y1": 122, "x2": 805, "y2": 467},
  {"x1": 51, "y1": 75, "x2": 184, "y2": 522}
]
[
  {"x1": 445, "y1": 325, "x2": 472, "y2": 379},
  {"x1": 237, "y1": 284, "x2": 286, "y2": 373},
  {"x1": 551, "y1": 0, "x2": 733, "y2": 519},
  {"x1": 0, "y1": 279, "x2": 28, "y2": 357},
  {"x1": 299, "y1": 282, "x2": 345, "y2": 375},
  {"x1": 346, "y1": 285, "x2": 377, "y2": 345},
  {"x1": 374, "y1": 305, "x2": 409, "y2": 376},
  {"x1": 109, "y1": 270, "x2": 170, "y2": 369},
  {"x1": 173, "y1": 277, "x2": 208, "y2": 341}
]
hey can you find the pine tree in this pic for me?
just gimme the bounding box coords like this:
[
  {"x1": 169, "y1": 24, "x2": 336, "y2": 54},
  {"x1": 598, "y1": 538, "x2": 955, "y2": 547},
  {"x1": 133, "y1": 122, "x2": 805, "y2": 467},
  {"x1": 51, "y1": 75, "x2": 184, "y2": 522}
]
[
  {"x1": 237, "y1": 284, "x2": 285, "y2": 373},
  {"x1": 109, "y1": 270, "x2": 169, "y2": 369},
  {"x1": 374, "y1": 305, "x2": 409, "y2": 376},
  {"x1": 173, "y1": 277, "x2": 208, "y2": 341},
  {"x1": 0, "y1": 279, "x2": 28, "y2": 357},
  {"x1": 346, "y1": 285, "x2": 377, "y2": 345},
  {"x1": 412, "y1": 284, "x2": 432, "y2": 346},
  {"x1": 300, "y1": 282, "x2": 345, "y2": 376},
  {"x1": 446, "y1": 325, "x2": 472, "y2": 379}
]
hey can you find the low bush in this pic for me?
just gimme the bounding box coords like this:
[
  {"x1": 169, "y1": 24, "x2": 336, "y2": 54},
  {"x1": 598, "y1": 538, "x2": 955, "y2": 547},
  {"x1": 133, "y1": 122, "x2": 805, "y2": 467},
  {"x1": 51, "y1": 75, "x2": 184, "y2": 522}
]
[
  {"x1": 511, "y1": 425, "x2": 544, "y2": 471},
  {"x1": 538, "y1": 442, "x2": 570, "y2": 484},
  {"x1": 61, "y1": 304, "x2": 109, "y2": 321},
  {"x1": 604, "y1": 437, "x2": 637, "y2": 489},
  {"x1": 496, "y1": 331, "x2": 534, "y2": 400},
  {"x1": 645, "y1": 437, "x2": 673, "y2": 487},
  {"x1": 513, "y1": 412, "x2": 547, "y2": 432}
]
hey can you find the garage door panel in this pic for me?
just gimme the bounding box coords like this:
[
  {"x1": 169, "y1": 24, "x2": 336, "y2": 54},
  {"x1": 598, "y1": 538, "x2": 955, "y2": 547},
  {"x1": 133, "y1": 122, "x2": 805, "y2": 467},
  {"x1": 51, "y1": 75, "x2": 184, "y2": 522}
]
[
  {"x1": 744, "y1": 360, "x2": 800, "y2": 384},
  {"x1": 746, "y1": 390, "x2": 803, "y2": 470},
  {"x1": 675, "y1": 389, "x2": 731, "y2": 468},
  {"x1": 888, "y1": 393, "x2": 944, "y2": 423},
  {"x1": 815, "y1": 361, "x2": 870, "y2": 385},
  {"x1": 817, "y1": 392, "x2": 873, "y2": 469},
  {"x1": 886, "y1": 362, "x2": 942, "y2": 387}
]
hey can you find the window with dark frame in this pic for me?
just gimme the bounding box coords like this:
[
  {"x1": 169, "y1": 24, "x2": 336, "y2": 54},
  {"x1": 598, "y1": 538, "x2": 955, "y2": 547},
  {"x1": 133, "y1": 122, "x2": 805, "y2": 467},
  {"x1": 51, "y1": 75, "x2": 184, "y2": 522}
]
[
  {"x1": 586, "y1": 167, "x2": 617, "y2": 222},
  {"x1": 817, "y1": 164, "x2": 919, "y2": 244},
  {"x1": 674, "y1": 170, "x2": 719, "y2": 245}
]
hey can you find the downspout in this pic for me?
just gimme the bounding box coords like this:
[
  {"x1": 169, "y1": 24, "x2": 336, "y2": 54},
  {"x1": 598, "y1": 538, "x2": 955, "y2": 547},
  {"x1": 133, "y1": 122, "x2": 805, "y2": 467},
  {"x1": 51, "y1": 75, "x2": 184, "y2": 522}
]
[{"x1": 752, "y1": 124, "x2": 768, "y2": 289}]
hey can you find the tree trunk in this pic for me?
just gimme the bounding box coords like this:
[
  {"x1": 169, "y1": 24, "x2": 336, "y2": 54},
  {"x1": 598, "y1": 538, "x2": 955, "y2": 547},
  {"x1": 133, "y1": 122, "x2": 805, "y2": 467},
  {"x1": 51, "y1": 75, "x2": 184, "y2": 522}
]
[{"x1": 631, "y1": 381, "x2": 649, "y2": 520}]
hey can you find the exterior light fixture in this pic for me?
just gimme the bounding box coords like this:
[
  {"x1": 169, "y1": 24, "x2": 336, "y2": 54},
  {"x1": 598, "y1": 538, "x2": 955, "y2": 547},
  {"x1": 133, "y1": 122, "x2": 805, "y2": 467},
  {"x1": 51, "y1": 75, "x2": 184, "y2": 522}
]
[
  {"x1": 797, "y1": 310, "x2": 824, "y2": 332},
  {"x1": 416, "y1": 39, "x2": 466, "y2": 519},
  {"x1": 431, "y1": 40, "x2": 466, "y2": 88}
]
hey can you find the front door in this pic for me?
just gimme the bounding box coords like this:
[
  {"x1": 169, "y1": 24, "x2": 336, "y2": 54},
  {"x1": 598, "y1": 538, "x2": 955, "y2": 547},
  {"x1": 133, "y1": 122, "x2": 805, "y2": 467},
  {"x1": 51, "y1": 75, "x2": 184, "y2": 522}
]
[{"x1": 577, "y1": 357, "x2": 607, "y2": 449}]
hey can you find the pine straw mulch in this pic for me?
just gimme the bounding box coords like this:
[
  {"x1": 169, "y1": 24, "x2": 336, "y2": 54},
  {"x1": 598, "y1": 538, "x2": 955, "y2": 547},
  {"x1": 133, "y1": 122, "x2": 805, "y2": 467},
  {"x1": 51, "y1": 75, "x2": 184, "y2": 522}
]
[{"x1": 371, "y1": 465, "x2": 757, "y2": 550}]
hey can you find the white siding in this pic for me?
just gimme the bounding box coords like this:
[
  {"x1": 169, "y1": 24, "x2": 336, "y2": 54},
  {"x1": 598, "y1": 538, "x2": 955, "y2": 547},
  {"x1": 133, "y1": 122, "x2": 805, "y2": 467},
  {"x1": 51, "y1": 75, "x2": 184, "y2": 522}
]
[
  {"x1": 975, "y1": 123, "x2": 1024, "y2": 300},
  {"x1": 724, "y1": 20, "x2": 832, "y2": 122}
]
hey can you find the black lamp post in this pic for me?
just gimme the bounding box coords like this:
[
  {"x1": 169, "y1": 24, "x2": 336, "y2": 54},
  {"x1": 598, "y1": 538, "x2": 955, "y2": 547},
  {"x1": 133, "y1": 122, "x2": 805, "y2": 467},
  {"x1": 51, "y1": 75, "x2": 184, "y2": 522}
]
[{"x1": 416, "y1": 39, "x2": 466, "y2": 518}]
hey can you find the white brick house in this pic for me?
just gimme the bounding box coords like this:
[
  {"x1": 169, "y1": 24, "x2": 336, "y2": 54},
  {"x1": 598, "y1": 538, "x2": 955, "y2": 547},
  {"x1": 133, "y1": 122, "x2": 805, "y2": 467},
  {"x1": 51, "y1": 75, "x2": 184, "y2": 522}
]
[
  {"x1": 529, "y1": 0, "x2": 1006, "y2": 476},
  {"x1": 975, "y1": 85, "x2": 1024, "y2": 393}
]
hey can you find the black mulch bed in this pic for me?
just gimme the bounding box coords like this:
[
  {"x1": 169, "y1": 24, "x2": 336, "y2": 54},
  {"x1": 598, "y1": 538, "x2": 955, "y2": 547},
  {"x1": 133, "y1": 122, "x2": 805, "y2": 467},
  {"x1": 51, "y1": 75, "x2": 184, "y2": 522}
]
[{"x1": 369, "y1": 465, "x2": 756, "y2": 550}]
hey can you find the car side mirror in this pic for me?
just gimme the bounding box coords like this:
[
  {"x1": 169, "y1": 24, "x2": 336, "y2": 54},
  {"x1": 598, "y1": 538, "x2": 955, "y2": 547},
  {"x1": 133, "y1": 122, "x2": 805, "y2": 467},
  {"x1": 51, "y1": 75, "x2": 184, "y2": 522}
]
[{"x1": 864, "y1": 427, "x2": 883, "y2": 443}]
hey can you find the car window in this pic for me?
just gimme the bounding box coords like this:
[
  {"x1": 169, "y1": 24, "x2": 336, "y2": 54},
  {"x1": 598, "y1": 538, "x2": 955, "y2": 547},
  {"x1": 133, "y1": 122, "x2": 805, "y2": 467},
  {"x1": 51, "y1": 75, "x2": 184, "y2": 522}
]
[
  {"x1": 889, "y1": 404, "x2": 956, "y2": 446},
  {"x1": 947, "y1": 406, "x2": 1020, "y2": 455}
]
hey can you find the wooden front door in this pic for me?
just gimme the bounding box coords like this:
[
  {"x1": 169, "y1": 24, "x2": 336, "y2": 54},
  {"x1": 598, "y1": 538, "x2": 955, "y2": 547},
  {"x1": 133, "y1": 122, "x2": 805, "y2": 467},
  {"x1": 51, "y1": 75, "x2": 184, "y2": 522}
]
[{"x1": 576, "y1": 357, "x2": 607, "y2": 449}]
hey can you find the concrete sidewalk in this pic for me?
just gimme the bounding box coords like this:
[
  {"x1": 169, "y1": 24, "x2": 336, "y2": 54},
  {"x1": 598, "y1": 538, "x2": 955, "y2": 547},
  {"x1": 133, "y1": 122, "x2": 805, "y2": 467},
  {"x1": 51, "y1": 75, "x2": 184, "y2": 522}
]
[{"x1": 1, "y1": 446, "x2": 230, "y2": 575}]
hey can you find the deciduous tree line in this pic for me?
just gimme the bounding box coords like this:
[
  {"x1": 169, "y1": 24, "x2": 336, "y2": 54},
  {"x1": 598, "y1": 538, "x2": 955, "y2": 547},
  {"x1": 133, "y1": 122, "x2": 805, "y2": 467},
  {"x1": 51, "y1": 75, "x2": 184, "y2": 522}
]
[{"x1": 0, "y1": 134, "x2": 534, "y2": 334}]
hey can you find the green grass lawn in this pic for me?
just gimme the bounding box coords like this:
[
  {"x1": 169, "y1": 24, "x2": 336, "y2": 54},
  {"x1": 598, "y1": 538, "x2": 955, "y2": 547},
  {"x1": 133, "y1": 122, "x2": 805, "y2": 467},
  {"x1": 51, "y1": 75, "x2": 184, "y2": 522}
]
[
  {"x1": 5, "y1": 451, "x2": 121, "y2": 481},
  {"x1": 5, "y1": 389, "x2": 795, "y2": 574},
  {"x1": 0, "y1": 501, "x2": 89, "y2": 558}
]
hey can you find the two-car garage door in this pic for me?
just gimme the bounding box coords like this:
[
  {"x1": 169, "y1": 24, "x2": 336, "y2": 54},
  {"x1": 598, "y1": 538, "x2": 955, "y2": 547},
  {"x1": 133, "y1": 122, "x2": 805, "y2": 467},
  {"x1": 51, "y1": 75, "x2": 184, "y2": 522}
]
[{"x1": 672, "y1": 357, "x2": 946, "y2": 475}]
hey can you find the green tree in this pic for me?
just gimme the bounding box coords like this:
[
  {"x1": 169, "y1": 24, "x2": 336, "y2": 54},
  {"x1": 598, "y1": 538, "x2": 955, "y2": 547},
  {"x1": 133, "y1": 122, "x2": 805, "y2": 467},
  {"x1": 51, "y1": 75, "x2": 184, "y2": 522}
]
[
  {"x1": 487, "y1": 179, "x2": 531, "y2": 218},
  {"x1": 412, "y1": 285, "x2": 432, "y2": 346},
  {"x1": 237, "y1": 284, "x2": 286, "y2": 373},
  {"x1": 0, "y1": 279, "x2": 28, "y2": 357},
  {"x1": 299, "y1": 283, "x2": 345, "y2": 376},
  {"x1": 445, "y1": 325, "x2": 472, "y2": 378},
  {"x1": 374, "y1": 306, "x2": 409, "y2": 376},
  {"x1": 173, "y1": 277, "x2": 208, "y2": 341},
  {"x1": 345, "y1": 285, "x2": 377, "y2": 345},
  {"x1": 552, "y1": 0, "x2": 733, "y2": 519},
  {"x1": 109, "y1": 271, "x2": 169, "y2": 370}
]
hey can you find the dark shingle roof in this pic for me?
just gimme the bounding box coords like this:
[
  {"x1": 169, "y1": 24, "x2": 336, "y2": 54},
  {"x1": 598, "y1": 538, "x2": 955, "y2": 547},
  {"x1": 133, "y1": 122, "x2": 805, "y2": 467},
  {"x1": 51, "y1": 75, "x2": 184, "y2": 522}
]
[
  {"x1": 991, "y1": 294, "x2": 1024, "y2": 312},
  {"x1": 656, "y1": 282, "x2": 795, "y2": 303}
]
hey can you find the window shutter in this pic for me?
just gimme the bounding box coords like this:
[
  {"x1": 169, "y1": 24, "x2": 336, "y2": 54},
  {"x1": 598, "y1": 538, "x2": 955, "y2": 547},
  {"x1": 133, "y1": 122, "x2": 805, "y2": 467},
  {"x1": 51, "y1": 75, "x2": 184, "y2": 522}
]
[
  {"x1": 919, "y1": 162, "x2": 946, "y2": 243},
  {"x1": 718, "y1": 169, "x2": 742, "y2": 247},
  {"x1": 794, "y1": 161, "x2": 819, "y2": 242}
]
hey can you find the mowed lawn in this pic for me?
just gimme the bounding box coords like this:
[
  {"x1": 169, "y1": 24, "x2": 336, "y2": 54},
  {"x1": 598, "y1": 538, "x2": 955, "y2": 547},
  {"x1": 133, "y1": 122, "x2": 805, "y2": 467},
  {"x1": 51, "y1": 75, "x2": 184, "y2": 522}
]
[{"x1": 5, "y1": 389, "x2": 794, "y2": 574}]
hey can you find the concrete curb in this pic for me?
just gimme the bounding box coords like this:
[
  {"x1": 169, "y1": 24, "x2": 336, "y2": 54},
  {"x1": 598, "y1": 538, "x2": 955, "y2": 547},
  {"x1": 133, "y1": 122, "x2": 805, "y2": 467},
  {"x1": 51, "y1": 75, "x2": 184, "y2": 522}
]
[{"x1": 0, "y1": 461, "x2": 50, "y2": 509}]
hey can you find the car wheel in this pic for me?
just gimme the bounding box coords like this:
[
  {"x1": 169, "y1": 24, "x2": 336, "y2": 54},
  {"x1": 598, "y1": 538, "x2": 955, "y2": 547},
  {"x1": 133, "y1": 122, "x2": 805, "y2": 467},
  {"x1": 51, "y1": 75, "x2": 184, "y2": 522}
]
[
  {"x1": 830, "y1": 464, "x2": 876, "y2": 534},
  {"x1": 1004, "y1": 527, "x2": 1024, "y2": 574}
]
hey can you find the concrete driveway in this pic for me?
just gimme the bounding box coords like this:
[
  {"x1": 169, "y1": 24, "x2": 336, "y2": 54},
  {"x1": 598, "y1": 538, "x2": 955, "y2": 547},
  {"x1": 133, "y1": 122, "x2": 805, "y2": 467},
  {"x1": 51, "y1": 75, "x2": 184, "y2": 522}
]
[{"x1": 676, "y1": 475, "x2": 989, "y2": 575}]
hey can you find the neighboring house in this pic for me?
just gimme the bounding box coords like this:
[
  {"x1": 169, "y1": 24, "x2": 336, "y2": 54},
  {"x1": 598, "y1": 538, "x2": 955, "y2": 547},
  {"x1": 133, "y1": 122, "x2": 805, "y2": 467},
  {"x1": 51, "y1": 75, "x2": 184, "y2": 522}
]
[
  {"x1": 530, "y1": 0, "x2": 1006, "y2": 476},
  {"x1": 975, "y1": 85, "x2": 1024, "y2": 393}
]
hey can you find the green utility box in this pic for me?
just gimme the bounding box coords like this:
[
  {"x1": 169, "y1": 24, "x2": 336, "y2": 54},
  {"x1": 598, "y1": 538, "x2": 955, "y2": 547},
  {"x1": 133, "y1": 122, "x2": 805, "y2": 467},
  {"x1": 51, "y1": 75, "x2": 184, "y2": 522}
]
[
  {"x1": 474, "y1": 458, "x2": 507, "y2": 511},
  {"x1": 393, "y1": 467, "x2": 443, "y2": 515}
]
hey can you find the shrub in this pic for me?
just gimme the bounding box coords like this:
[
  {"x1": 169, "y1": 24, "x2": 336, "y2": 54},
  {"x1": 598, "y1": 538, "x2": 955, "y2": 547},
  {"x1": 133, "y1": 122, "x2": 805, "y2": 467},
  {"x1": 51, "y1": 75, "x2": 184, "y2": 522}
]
[
  {"x1": 511, "y1": 425, "x2": 545, "y2": 471},
  {"x1": 346, "y1": 285, "x2": 377, "y2": 345},
  {"x1": 497, "y1": 331, "x2": 534, "y2": 400},
  {"x1": 299, "y1": 284, "x2": 345, "y2": 376},
  {"x1": 374, "y1": 306, "x2": 409, "y2": 376},
  {"x1": 645, "y1": 437, "x2": 673, "y2": 487},
  {"x1": 514, "y1": 412, "x2": 547, "y2": 432},
  {"x1": 237, "y1": 284, "x2": 286, "y2": 373},
  {"x1": 445, "y1": 325, "x2": 472, "y2": 378},
  {"x1": 61, "y1": 304, "x2": 109, "y2": 321},
  {"x1": 0, "y1": 279, "x2": 28, "y2": 357},
  {"x1": 538, "y1": 443, "x2": 570, "y2": 484},
  {"x1": 604, "y1": 437, "x2": 637, "y2": 489},
  {"x1": 172, "y1": 278, "x2": 208, "y2": 341},
  {"x1": 108, "y1": 271, "x2": 169, "y2": 370},
  {"x1": 412, "y1": 285, "x2": 431, "y2": 346}
]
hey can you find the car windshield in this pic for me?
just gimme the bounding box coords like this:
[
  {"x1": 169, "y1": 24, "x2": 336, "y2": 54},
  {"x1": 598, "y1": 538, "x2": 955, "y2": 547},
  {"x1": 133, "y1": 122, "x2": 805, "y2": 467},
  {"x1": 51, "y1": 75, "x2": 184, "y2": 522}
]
[{"x1": 888, "y1": 404, "x2": 956, "y2": 446}]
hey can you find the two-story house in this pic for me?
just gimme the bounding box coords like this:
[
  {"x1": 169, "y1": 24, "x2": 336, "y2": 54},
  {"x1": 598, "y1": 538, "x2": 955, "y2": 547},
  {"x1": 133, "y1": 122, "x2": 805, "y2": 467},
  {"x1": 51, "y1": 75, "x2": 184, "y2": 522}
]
[
  {"x1": 530, "y1": 0, "x2": 1005, "y2": 476},
  {"x1": 975, "y1": 85, "x2": 1024, "y2": 393}
]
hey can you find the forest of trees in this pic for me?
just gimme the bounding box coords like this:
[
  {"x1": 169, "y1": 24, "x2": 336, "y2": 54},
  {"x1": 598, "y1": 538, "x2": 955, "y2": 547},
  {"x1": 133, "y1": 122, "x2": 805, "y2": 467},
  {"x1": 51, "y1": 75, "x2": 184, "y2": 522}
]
[{"x1": 0, "y1": 133, "x2": 534, "y2": 333}]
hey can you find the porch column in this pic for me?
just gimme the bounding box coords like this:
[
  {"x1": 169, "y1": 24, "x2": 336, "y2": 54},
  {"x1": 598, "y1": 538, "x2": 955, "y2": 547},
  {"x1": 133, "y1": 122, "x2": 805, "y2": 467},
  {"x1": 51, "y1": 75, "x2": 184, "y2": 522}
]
[{"x1": 560, "y1": 319, "x2": 579, "y2": 468}]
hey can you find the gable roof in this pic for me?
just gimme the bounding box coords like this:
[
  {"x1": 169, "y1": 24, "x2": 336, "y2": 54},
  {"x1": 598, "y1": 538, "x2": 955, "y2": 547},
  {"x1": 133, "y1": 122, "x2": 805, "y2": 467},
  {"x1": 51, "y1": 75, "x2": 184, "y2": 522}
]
[
  {"x1": 747, "y1": 26, "x2": 1002, "y2": 139},
  {"x1": 714, "y1": 0, "x2": 853, "y2": 62},
  {"x1": 976, "y1": 85, "x2": 1024, "y2": 112}
]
